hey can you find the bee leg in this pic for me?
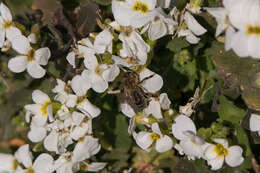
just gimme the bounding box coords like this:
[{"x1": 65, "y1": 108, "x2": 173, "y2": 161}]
[{"x1": 107, "y1": 89, "x2": 121, "y2": 94}]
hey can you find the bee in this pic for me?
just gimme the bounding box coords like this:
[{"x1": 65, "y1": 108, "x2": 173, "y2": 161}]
[{"x1": 118, "y1": 67, "x2": 152, "y2": 113}]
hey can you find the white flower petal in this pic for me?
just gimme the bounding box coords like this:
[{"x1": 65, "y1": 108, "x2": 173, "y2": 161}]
[
  {"x1": 135, "y1": 131, "x2": 153, "y2": 150},
  {"x1": 155, "y1": 135, "x2": 173, "y2": 152},
  {"x1": 92, "y1": 74, "x2": 108, "y2": 93},
  {"x1": 32, "y1": 90, "x2": 50, "y2": 104},
  {"x1": 86, "y1": 162, "x2": 107, "y2": 172},
  {"x1": 102, "y1": 65, "x2": 120, "y2": 82},
  {"x1": 225, "y1": 146, "x2": 244, "y2": 167},
  {"x1": 0, "y1": 27, "x2": 5, "y2": 48},
  {"x1": 11, "y1": 35, "x2": 31, "y2": 54},
  {"x1": 28, "y1": 124, "x2": 46, "y2": 142},
  {"x1": 230, "y1": 31, "x2": 249, "y2": 57},
  {"x1": 172, "y1": 115, "x2": 196, "y2": 140},
  {"x1": 6, "y1": 26, "x2": 21, "y2": 41},
  {"x1": 112, "y1": 1, "x2": 133, "y2": 27},
  {"x1": 94, "y1": 29, "x2": 113, "y2": 54},
  {"x1": 77, "y1": 99, "x2": 101, "y2": 118},
  {"x1": 213, "y1": 138, "x2": 229, "y2": 148},
  {"x1": 159, "y1": 93, "x2": 171, "y2": 110},
  {"x1": 33, "y1": 154, "x2": 54, "y2": 173},
  {"x1": 250, "y1": 113, "x2": 260, "y2": 132},
  {"x1": 139, "y1": 68, "x2": 163, "y2": 93},
  {"x1": 120, "y1": 103, "x2": 135, "y2": 118},
  {"x1": 225, "y1": 26, "x2": 235, "y2": 51},
  {"x1": 32, "y1": 114, "x2": 48, "y2": 127},
  {"x1": 0, "y1": 153, "x2": 16, "y2": 171},
  {"x1": 35, "y1": 48, "x2": 51, "y2": 66},
  {"x1": 44, "y1": 131, "x2": 58, "y2": 153},
  {"x1": 14, "y1": 144, "x2": 33, "y2": 168},
  {"x1": 143, "y1": 98, "x2": 162, "y2": 119},
  {"x1": 66, "y1": 51, "x2": 76, "y2": 68},
  {"x1": 8, "y1": 56, "x2": 28, "y2": 73},
  {"x1": 184, "y1": 11, "x2": 207, "y2": 36},
  {"x1": 204, "y1": 144, "x2": 218, "y2": 160},
  {"x1": 0, "y1": 3, "x2": 12, "y2": 21},
  {"x1": 72, "y1": 136, "x2": 101, "y2": 162},
  {"x1": 207, "y1": 157, "x2": 224, "y2": 170},
  {"x1": 72, "y1": 111, "x2": 85, "y2": 126},
  {"x1": 71, "y1": 75, "x2": 91, "y2": 96},
  {"x1": 27, "y1": 61, "x2": 46, "y2": 78}
]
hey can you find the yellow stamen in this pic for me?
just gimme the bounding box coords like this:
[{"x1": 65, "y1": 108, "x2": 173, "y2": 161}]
[
  {"x1": 26, "y1": 167, "x2": 35, "y2": 173},
  {"x1": 246, "y1": 24, "x2": 260, "y2": 35},
  {"x1": 132, "y1": 1, "x2": 149, "y2": 14},
  {"x1": 2, "y1": 21, "x2": 12, "y2": 29},
  {"x1": 27, "y1": 49, "x2": 35, "y2": 62},
  {"x1": 12, "y1": 159, "x2": 18, "y2": 171},
  {"x1": 150, "y1": 133, "x2": 160, "y2": 141},
  {"x1": 40, "y1": 101, "x2": 51, "y2": 116},
  {"x1": 213, "y1": 144, "x2": 228, "y2": 158}
]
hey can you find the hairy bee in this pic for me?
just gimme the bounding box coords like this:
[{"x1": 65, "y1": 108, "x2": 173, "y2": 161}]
[{"x1": 118, "y1": 68, "x2": 150, "y2": 113}]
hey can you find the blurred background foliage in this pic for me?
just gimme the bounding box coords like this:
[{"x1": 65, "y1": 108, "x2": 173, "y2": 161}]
[{"x1": 0, "y1": 0, "x2": 260, "y2": 172}]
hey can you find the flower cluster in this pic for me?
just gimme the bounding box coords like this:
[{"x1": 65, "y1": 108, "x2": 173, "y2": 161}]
[
  {"x1": 0, "y1": 0, "x2": 253, "y2": 172},
  {"x1": 206, "y1": 0, "x2": 260, "y2": 59}
]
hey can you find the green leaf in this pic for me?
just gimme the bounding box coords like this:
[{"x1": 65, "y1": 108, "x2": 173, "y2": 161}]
[
  {"x1": 235, "y1": 124, "x2": 252, "y2": 170},
  {"x1": 218, "y1": 95, "x2": 246, "y2": 124},
  {"x1": 167, "y1": 38, "x2": 189, "y2": 53},
  {"x1": 114, "y1": 114, "x2": 132, "y2": 151},
  {"x1": 90, "y1": 0, "x2": 111, "y2": 5}
]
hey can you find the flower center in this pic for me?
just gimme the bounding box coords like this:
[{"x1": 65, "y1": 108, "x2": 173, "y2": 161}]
[
  {"x1": 12, "y1": 159, "x2": 19, "y2": 171},
  {"x1": 246, "y1": 25, "x2": 260, "y2": 35},
  {"x1": 150, "y1": 133, "x2": 161, "y2": 141},
  {"x1": 27, "y1": 49, "x2": 35, "y2": 62},
  {"x1": 95, "y1": 65, "x2": 103, "y2": 75},
  {"x1": 26, "y1": 167, "x2": 35, "y2": 173},
  {"x1": 214, "y1": 144, "x2": 228, "y2": 158},
  {"x1": 132, "y1": 1, "x2": 149, "y2": 14},
  {"x1": 2, "y1": 20, "x2": 12, "y2": 29},
  {"x1": 40, "y1": 100, "x2": 51, "y2": 116}
]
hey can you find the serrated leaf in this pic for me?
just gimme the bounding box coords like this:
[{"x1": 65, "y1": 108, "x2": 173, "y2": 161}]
[{"x1": 218, "y1": 95, "x2": 246, "y2": 124}]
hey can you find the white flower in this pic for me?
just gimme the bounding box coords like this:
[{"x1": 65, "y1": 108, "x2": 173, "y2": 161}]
[
  {"x1": 82, "y1": 162, "x2": 107, "y2": 172},
  {"x1": 225, "y1": 0, "x2": 260, "y2": 59},
  {"x1": 14, "y1": 144, "x2": 54, "y2": 173},
  {"x1": 112, "y1": 0, "x2": 157, "y2": 28},
  {"x1": 205, "y1": 7, "x2": 229, "y2": 37},
  {"x1": 44, "y1": 129, "x2": 73, "y2": 154},
  {"x1": 141, "y1": 8, "x2": 177, "y2": 41},
  {"x1": 178, "y1": 11, "x2": 207, "y2": 44},
  {"x1": 72, "y1": 136, "x2": 101, "y2": 162},
  {"x1": 8, "y1": 35, "x2": 51, "y2": 78},
  {"x1": 204, "y1": 138, "x2": 244, "y2": 170},
  {"x1": 0, "y1": 3, "x2": 22, "y2": 48},
  {"x1": 135, "y1": 123, "x2": 173, "y2": 152},
  {"x1": 172, "y1": 115, "x2": 207, "y2": 159},
  {"x1": 81, "y1": 56, "x2": 119, "y2": 93},
  {"x1": 119, "y1": 28, "x2": 150, "y2": 65},
  {"x1": 52, "y1": 79, "x2": 78, "y2": 107},
  {"x1": 119, "y1": 68, "x2": 163, "y2": 117},
  {"x1": 27, "y1": 121, "x2": 47, "y2": 142},
  {"x1": 70, "y1": 119, "x2": 93, "y2": 140},
  {"x1": 143, "y1": 93, "x2": 171, "y2": 119},
  {"x1": 25, "y1": 90, "x2": 52, "y2": 126},
  {"x1": 66, "y1": 29, "x2": 113, "y2": 68},
  {"x1": 0, "y1": 153, "x2": 20, "y2": 172},
  {"x1": 249, "y1": 113, "x2": 260, "y2": 135}
]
